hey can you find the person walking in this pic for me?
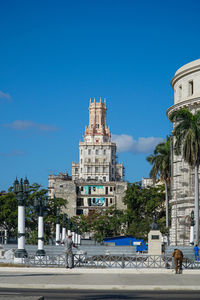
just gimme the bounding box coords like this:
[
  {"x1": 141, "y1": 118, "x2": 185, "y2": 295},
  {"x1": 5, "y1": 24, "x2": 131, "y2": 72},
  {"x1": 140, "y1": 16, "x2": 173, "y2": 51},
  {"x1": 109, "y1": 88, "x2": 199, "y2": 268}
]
[
  {"x1": 172, "y1": 248, "x2": 183, "y2": 274},
  {"x1": 63, "y1": 233, "x2": 77, "y2": 269},
  {"x1": 194, "y1": 244, "x2": 199, "y2": 262}
]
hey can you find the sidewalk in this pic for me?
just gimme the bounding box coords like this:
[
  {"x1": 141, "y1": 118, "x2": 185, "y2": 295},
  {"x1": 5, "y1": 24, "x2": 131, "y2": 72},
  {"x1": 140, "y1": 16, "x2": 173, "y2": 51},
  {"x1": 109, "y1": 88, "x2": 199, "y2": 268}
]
[{"x1": 0, "y1": 267, "x2": 200, "y2": 290}]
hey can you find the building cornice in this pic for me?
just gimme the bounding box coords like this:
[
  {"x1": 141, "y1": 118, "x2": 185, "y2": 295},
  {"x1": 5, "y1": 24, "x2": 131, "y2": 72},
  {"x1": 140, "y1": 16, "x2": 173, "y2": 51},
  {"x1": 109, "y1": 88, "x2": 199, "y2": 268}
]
[
  {"x1": 171, "y1": 64, "x2": 200, "y2": 88},
  {"x1": 166, "y1": 97, "x2": 200, "y2": 117}
]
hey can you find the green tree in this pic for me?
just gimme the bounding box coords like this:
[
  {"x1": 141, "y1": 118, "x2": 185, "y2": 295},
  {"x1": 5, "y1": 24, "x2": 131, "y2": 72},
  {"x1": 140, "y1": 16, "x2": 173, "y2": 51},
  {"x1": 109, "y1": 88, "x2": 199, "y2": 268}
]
[
  {"x1": 73, "y1": 206, "x2": 126, "y2": 242},
  {"x1": 146, "y1": 136, "x2": 171, "y2": 228},
  {"x1": 25, "y1": 183, "x2": 68, "y2": 244},
  {"x1": 0, "y1": 192, "x2": 18, "y2": 239},
  {"x1": 169, "y1": 108, "x2": 200, "y2": 244},
  {"x1": 123, "y1": 183, "x2": 166, "y2": 239},
  {"x1": 92, "y1": 207, "x2": 127, "y2": 242},
  {"x1": 0, "y1": 183, "x2": 67, "y2": 244}
]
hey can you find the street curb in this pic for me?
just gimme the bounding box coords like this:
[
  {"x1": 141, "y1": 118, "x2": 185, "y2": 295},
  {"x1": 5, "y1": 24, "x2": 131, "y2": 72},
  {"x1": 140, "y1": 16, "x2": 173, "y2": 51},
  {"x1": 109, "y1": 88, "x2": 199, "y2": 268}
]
[
  {"x1": 0, "y1": 267, "x2": 200, "y2": 274},
  {"x1": 0, "y1": 283, "x2": 200, "y2": 291}
]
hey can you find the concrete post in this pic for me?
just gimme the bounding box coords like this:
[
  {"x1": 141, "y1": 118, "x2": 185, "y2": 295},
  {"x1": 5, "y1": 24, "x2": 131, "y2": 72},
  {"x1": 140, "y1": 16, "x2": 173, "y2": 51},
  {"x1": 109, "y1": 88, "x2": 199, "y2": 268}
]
[
  {"x1": 36, "y1": 216, "x2": 45, "y2": 256},
  {"x1": 18, "y1": 206, "x2": 25, "y2": 250},
  {"x1": 62, "y1": 227, "x2": 66, "y2": 242},
  {"x1": 190, "y1": 225, "x2": 194, "y2": 245},
  {"x1": 56, "y1": 223, "x2": 60, "y2": 245},
  {"x1": 4, "y1": 229, "x2": 8, "y2": 245},
  {"x1": 14, "y1": 178, "x2": 29, "y2": 258}
]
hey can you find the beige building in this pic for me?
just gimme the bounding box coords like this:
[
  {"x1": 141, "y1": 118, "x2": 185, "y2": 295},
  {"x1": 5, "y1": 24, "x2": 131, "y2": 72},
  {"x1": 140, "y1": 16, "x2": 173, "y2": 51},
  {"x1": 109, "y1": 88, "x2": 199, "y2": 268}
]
[
  {"x1": 142, "y1": 177, "x2": 154, "y2": 188},
  {"x1": 167, "y1": 59, "x2": 200, "y2": 245},
  {"x1": 49, "y1": 99, "x2": 127, "y2": 217}
]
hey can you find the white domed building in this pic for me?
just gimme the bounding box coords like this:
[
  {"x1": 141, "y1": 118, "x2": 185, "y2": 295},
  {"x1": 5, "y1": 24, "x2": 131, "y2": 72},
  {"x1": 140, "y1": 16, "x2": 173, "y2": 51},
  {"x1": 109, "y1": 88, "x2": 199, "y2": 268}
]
[{"x1": 167, "y1": 59, "x2": 200, "y2": 245}]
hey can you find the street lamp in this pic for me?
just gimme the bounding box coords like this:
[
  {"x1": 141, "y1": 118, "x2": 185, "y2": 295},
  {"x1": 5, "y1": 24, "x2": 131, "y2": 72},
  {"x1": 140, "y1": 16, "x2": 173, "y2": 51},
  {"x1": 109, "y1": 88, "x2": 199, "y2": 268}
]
[
  {"x1": 13, "y1": 177, "x2": 29, "y2": 258},
  {"x1": 190, "y1": 210, "x2": 195, "y2": 245},
  {"x1": 67, "y1": 217, "x2": 71, "y2": 235},
  {"x1": 61, "y1": 214, "x2": 66, "y2": 242},
  {"x1": 56, "y1": 208, "x2": 60, "y2": 245},
  {"x1": 34, "y1": 196, "x2": 48, "y2": 256}
]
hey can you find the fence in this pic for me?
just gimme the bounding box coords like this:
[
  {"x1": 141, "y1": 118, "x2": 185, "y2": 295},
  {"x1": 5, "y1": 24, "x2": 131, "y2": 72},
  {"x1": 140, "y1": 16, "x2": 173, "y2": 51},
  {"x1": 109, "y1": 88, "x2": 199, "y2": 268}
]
[{"x1": 22, "y1": 254, "x2": 200, "y2": 269}]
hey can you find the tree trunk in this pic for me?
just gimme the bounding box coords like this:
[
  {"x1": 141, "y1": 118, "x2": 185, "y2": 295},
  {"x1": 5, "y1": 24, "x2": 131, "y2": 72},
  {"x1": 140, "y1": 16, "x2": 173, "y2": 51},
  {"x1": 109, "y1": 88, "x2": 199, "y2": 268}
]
[
  {"x1": 165, "y1": 181, "x2": 169, "y2": 229},
  {"x1": 195, "y1": 164, "x2": 199, "y2": 244}
]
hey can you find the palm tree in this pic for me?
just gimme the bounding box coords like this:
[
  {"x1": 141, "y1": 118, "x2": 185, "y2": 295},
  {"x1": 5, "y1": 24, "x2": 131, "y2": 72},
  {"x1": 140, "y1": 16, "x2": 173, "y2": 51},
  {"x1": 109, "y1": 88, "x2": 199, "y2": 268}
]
[
  {"x1": 146, "y1": 136, "x2": 171, "y2": 229},
  {"x1": 169, "y1": 108, "x2": 200, "y2": 244}
]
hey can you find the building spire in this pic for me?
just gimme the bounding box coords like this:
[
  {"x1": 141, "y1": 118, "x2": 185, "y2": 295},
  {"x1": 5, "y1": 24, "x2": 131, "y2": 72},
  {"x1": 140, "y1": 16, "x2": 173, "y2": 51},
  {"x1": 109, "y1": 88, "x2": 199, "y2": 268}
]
[{"x1": 84, "y1": 98, "x2": 111, "y2": 139}]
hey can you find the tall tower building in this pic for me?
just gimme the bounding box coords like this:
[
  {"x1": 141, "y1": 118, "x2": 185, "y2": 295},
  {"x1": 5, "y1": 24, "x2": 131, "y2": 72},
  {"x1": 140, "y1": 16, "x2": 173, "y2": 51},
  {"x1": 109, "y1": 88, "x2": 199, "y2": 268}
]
[
  {"x1": 72, "y1": 98, "x2": 124, "y2": 182},
  {"x1": 167, "y1": 59, "x2": 200, "y2": 245},
  {"x1": 49, "y1": 99, "x2": 127, "y2": 217}
]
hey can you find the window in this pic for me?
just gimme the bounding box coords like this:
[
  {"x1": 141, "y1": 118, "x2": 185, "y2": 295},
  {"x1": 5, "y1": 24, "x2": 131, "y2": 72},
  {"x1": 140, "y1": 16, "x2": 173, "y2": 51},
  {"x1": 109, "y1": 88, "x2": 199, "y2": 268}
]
[
  {"x1": 88, "y1": 158, "x2": 91, "y2": 163},
  {"x1": 88, "y1": 149, "x2": 91, "y2": 155},
  {"x1": 75, "y1": 168, "x2": 78, "y2": 173},
  {"x1": 80, "y1": 149, "x2": 82, "y2": 155},
  {"x1": 76, "y1": 209, "x2": 83, "y2": 215},
  {"x1": 103, "y1": 149, "x2": 106, "y2": 155},
  {"x1": 80, "y1": 159, "x2": 82, "y2": 164},
  {"x1": 103, "y1": 167, "x2": 107, "y2": 173},
  {"x1": 96, "y1": 149, "x2": 99, "y2": 155},
  {"x1": 110, "y1": 198, "x2": 113, "y2": 204},
  {"x1": 103, "y1": 159, "x2": 106, "y2": 163},
  {"x1": 95, "y1": 176, "x2": 98, "y2": 181},
  {"x1": 81, "y1": 186, "x2": 83, "y2": 191},
  {"x1": 103, "y1": 176, "x2": 106, "y2": 182},
  {"x1": 93, "y1": 198, "x2": 96, "y2": 204},
  {"x1": 93, "y1": 186, "x2": 96, "y2": 191},
  {"x1": 95, "y1": 167, "x2": 98, "y2": 172},
  {"x1": 110, "y1": 187, "x2": 113, "y2": 192},
  {"x1": 189, "y1": 81, "x2": 194, "y2": 96},
  {"x1": 95, "y1": 158, "x2": 98, "y2": 163},
  {"x1": 88, "y1": 198, "x2": 91, "y2": 206},
  {"x1": 88, "y1": 167, "x2": 91, "y2": 172},
  {"x1": 77, "y1": 198, "x2": 84, "y2": 206},
  {"x1": 178, "y1": 85, "x2": 182, "y2": 99}
]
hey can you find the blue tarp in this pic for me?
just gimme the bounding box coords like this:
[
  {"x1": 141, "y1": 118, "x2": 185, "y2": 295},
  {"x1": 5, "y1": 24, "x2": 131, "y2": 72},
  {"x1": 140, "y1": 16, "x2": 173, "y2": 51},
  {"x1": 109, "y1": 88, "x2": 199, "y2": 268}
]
[
  {"x1": 104, "y1": 236, "x2": 147, "y2": 248},
  {"x1": 84, "y1": 185, "x2": 104, "y2": 194}
]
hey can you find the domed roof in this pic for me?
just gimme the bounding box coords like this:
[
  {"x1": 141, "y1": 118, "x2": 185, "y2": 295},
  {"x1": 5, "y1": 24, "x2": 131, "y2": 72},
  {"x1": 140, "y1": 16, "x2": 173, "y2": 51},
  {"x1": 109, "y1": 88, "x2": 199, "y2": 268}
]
[{"x1": 175, "y1": 59, "x2": 200, "y2": 76}]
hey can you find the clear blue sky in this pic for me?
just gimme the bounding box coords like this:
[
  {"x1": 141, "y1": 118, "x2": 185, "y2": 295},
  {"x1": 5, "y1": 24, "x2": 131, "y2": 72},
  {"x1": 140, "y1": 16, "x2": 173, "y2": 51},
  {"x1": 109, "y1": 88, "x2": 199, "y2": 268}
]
[{"x1": 1, "y1": 0, "x2": 200, "y2": 191}]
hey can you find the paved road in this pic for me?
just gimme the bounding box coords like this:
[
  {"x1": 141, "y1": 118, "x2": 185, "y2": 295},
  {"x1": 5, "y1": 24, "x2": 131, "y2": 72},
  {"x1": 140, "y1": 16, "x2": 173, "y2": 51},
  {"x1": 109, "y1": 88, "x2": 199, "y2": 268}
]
[
  {"x1": 0, "y1": 268, "x2": 200, "y2": 291},
  {"x1": 1, "y1": 289, "x2": 200, "y2": 300}
]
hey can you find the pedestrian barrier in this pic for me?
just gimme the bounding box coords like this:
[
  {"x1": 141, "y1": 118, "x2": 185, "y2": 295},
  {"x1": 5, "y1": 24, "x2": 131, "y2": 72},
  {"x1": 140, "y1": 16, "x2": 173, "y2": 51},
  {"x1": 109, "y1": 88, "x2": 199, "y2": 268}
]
[{"x1": 22, "y1": 254, "x2": 200, "y2": 269}]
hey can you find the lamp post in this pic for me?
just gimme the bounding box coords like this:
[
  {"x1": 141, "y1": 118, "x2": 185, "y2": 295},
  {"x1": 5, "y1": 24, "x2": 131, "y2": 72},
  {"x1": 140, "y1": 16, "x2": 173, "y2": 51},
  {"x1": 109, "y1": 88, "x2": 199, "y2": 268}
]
[
  {"x1": 13, "y1": 177, "x2": 29, "y2": 258},
  {"x1": 56, "y1": 208, "x2": 60, "y2": 245},
  {"x1": 190, "y1": 210, "x2": 195, "y2": 245},
  {"x1": 71, "y1": 221, "x2": 75, "y2": 243},
  {"x1": 61, "y1": 214, "x2": 66, "y2": 242},
  {"x1": 77, "y1": 225, "x2": 81, "y2": 245},
  {"x1": 67, "y1": 217, "x2": 71, "y2": 235},
  {"x1": 34, "y1": 197, "x2": 48, "y2": 256}
]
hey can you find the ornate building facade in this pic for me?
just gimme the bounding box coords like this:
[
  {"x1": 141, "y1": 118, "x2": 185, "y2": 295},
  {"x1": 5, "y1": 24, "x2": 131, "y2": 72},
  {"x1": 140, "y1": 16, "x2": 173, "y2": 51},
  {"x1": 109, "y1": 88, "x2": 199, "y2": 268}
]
[
  {"x1": 49, "y1": 99, "x2": 127, "y2": 217},
  {"x1": 167, "y1": 59, "x2": 200, "y2": 245}
]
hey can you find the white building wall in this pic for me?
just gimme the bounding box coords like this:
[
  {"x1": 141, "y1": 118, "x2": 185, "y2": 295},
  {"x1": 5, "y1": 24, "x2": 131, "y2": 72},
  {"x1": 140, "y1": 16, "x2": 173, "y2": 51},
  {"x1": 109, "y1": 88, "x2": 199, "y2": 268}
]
[{"x1": 167, "y1": 59, "x2": 200, "y2": 245}]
